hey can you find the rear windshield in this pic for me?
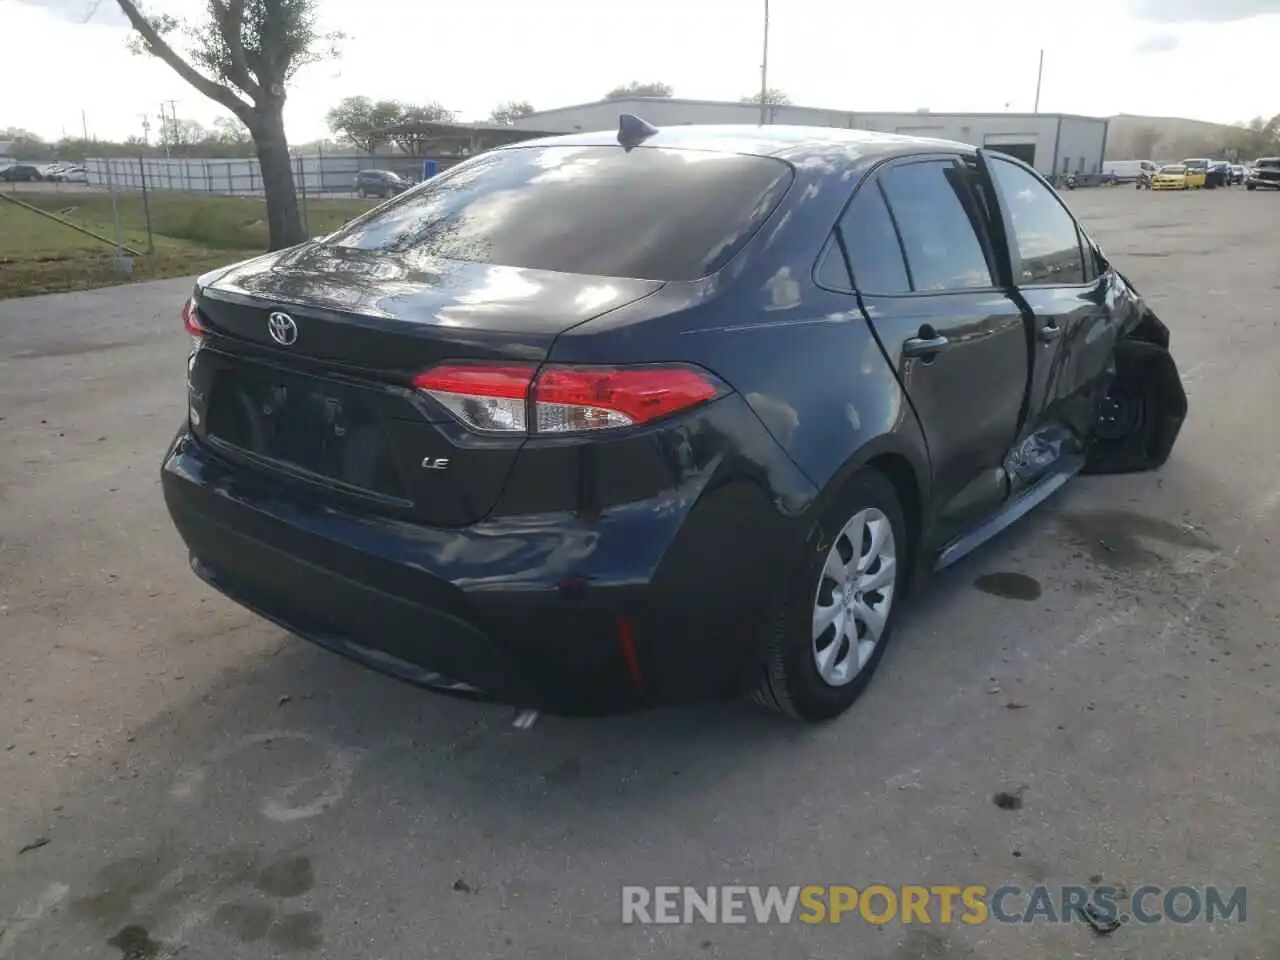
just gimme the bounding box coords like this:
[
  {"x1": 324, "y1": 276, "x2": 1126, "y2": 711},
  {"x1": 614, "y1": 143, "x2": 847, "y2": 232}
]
[
  {"x1": 1159, "y1": 165, "x2": 1186, "y2": 173},
  {"x1": 325, "y1": 145, "x2": 794, "y2": 282}
]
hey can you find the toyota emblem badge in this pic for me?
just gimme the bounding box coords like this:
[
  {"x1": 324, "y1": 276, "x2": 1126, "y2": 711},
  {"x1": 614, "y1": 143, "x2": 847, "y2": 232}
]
[{"x1": 267, "y1": 311, "x2": 298, "y2": 346}]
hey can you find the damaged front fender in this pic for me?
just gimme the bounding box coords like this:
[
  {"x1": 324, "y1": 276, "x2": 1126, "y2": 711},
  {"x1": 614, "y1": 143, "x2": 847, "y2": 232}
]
[{"x1": 1083, "y1": 289, "x2": 1187, "y2": 475}]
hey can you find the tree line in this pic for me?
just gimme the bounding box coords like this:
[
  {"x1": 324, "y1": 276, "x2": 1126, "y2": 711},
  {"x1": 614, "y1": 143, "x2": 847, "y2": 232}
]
[
  {"x1": 2, "y1": 117, "x2": 256, "y2": 161},
  {"x1": 1106, "y1": 115, "x2": 1280, "y2": 163},
  {"x1": 320, "y1": 84, "x2": 790, "y2": 153}
]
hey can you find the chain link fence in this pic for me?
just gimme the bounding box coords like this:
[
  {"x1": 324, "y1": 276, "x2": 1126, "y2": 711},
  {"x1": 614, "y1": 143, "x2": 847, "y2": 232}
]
[{"x1": 82, "y1": 150, "x2": 461, "y2": 198}]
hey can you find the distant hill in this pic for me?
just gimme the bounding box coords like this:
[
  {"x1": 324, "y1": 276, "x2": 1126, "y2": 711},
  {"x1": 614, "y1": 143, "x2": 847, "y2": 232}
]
[{"x1": 1105, "y1": 113, "x2": 1253, "y2": 161}]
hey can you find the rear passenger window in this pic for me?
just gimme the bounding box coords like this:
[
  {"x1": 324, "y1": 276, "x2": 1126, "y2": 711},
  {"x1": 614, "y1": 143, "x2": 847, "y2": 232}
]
[
  {"x1": 816, "y1": 241, "x2": 853, "y2": 291},
  {"x1": 987, "y1": 157, "x2": 1086, "y2": 285},
  {"x1": 878, "y1": 160, "x2": 994, "y2": 292},
  {"x1": 838, "y1": 184, "x2": 910, "y2": 295}
]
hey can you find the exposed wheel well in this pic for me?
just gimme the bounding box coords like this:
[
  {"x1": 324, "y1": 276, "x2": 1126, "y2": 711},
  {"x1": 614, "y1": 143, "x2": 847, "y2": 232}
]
[{"x1": 862, "y1": 453, "x2": 922, "y2": 578}]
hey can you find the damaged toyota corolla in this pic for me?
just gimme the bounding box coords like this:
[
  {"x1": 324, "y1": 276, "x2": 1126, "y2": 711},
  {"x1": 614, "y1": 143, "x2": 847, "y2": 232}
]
[{"x1": 161, "y1": 117, "x2": 1187, "y2": 721}]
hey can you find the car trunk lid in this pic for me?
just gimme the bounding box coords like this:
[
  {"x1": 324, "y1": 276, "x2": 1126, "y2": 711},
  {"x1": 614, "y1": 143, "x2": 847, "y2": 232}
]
[
  {"x1": 188, "y1": 243, "x2": 663, "y2": 526},
  {"x1": 196, "y1": 242, "x2": 662, "y2": 371}
]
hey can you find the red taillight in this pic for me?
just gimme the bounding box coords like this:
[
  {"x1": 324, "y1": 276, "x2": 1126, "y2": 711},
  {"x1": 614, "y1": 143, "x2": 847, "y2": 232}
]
[
  {"x1": 182, "y1": 297, "x2": 206, "y2": 339},
  {"x1": 413, "y1": 364, "x2": 536, "y2": 433},
  {"x1": 534, "y1": 366, "x2": 721, "y2": 433},
  {"x1": 412, "y1": 362, "x2": 725, "y2": 435}
]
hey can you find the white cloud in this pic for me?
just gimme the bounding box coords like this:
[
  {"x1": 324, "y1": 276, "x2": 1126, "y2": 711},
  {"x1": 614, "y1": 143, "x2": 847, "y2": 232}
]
[
  {"x1": 1130, "y1": 0, "x2": 1280, "y2": 22},
  {"x1": 1135, "y1": 32, "x2": 1181, "y2": 52}
]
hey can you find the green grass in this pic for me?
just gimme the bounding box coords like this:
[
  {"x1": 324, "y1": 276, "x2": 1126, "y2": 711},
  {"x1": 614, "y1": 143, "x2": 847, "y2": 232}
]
[{"x1": 0, "y1": 191, "x2": 375, "y2": 299}]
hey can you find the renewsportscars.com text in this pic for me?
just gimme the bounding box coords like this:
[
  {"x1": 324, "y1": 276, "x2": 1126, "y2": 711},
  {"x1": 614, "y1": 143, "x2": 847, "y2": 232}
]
[{"x1": 621, "y1": 885, "x2": 1247, "y2": 926}]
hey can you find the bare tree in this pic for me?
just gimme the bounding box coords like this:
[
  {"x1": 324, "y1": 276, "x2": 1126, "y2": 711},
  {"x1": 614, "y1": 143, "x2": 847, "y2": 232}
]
[
  {"x1": 741, "y1": 89, "x2": 791, "y2": 106},
  {"x1": 115, "y1": 0, "x2": 343, "y2": 250},
  {"x1": 488, "y1": 100, "x2": 535, "y2": 125},
  {"x1": 212, "y1": 115, "x2": 253, "y2": 145},
  {"x1": 604, "y1": 81, "x2": 674, "y2": 100}
]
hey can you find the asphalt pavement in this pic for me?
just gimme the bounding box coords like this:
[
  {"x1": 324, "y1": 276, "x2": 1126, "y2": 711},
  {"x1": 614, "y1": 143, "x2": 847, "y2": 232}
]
[{"x1": 1, "y1": 187, "x2": 1277, "y2": 960}]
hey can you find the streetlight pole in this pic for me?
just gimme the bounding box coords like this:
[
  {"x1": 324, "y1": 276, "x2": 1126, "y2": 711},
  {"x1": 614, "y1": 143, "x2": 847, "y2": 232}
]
[
  {"x1": 759, "y1": 0, "x2": 770, "y2": 125},
  {"x1": 1033, "y1": 49, "x2": 1044, "y2": 113}
]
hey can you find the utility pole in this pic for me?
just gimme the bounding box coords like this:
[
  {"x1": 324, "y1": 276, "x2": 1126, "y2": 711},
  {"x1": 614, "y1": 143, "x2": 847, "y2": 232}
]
[
  {"x1": 81, "y1": 110, "x2": 90, "y2": 142},
  {"x1": 159, "y1": 102, "x2": 173, "y2": 159},
  {"x1": 139, "y1": 114, "x2": 152, "y2": 145},
  {"x1": 162, "y1": 100, "x2": 179, "y2": 152},
  {"x1": 1033, "y1": 49, "x2": 1044, "y2": 114},
  {"x1": 759, "y1": 0, "x2": 770, "y2": 126}
]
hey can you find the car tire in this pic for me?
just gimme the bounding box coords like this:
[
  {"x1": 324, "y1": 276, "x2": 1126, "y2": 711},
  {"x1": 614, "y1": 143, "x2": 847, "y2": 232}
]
[
  {"x1": 1084, "y1": 340, "x2": 1185, "y2": 475},
  {"x1": 752, "y1": 468, "x2": 908, "y2": 722},
  {"x1": 1247, "y1": 184, "x2": 1256, "y2": 191}
]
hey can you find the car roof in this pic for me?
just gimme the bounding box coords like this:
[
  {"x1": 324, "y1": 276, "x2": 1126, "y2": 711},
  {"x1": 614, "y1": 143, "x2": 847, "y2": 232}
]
[{"x1": 499, "y1": 123, "x2": 977, "y2": 164}]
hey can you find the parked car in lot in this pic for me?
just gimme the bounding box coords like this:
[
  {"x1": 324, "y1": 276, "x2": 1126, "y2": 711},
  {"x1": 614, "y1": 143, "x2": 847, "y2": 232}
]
[
  {"x1": 0, "y1": 163, "x2": 46, "y2": 182},
  {"x1": 1246, "y1": 157, "x2": 1280, "y2": 190},
  {"x1": 1206, "y1": 160, "x2": 1232, "y2": 187},
  {"x1": 45, "y1": 164, "x2": 88, "y2": 183},
  {"x1": 1229, "y1": 164, "x2": 1245, "y2": 185},
  {"x1": 1151, "y1": 164, "x2": 1192, "y2": 190},
  {"x1": 1178, "y1": 158, "x2": 1209, "y2": 189},
  {"x1": 162, "y1": 119, "x2": 1187, "y2": 721},
  {"x1": 1102, "y1": 159, "x2": 1158, "y2": 183},
  {"x1": 354, "y1": 169, "x2": 412, "y2": 199}
]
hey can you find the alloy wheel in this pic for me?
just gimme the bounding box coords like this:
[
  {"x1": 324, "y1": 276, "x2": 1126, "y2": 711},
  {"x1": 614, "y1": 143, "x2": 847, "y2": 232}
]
[{"x1": 811, "y1": 507, "x2": 897, "y2": 688}]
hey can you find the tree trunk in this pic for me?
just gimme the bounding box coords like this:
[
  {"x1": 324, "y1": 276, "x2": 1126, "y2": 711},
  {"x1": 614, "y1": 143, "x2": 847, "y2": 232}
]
[{"x1": 252, "y1": 105, "x2": 305, "y2": 251}]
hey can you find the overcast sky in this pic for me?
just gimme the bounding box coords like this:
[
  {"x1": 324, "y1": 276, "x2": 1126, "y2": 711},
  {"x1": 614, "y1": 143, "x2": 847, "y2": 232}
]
[{"x1": 7, "y1": 0, "x2": 1280, "y2": 144}]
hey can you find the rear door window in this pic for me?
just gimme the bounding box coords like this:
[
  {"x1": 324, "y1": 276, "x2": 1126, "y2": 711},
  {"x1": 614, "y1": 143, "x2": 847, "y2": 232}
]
[
  {"x1": 834, "y1": 182, "x2": 911, "y2": 295},
  {"x1": 877, "y1": 159, "x2": 995, "y2": 292},
  {"x1": 326, "y1": 145, "x2": 795, "y2": 282}
]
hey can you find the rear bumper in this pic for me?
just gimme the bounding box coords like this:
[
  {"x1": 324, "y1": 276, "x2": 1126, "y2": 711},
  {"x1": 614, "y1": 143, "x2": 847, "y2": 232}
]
[{"x1": 161, "y1": 412, "x2": 811, "y2": 714}]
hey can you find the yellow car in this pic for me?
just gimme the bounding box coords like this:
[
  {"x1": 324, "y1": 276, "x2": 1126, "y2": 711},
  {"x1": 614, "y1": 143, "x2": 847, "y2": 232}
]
[
  {"x1": 1151, "y1": 164, "x2": 1194, "y2": 190},
  {"x1": 1178, "y1": 158, "x2": 1209, "y2": 188}
]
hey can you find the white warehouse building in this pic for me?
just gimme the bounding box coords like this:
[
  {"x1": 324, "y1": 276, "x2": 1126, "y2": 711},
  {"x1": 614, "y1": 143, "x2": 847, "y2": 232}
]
[{"x1": 513, "y1": 98, "x2": 1109, "y2": 179}]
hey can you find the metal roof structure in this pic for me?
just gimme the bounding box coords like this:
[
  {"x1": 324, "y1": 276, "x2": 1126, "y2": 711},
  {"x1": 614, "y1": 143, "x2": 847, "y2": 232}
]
[{"x1": 368, "y1": 120, "x2": 559, "y2": 157}]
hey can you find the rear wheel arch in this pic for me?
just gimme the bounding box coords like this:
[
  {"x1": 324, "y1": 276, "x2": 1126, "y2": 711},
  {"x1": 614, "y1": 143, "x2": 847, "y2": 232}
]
[
  {"x1": 863, "y1": 452, "x2": 922, "y2": 575},
  {"x1": 809, "y1": 436, "x2": 929, "y2": 561}
]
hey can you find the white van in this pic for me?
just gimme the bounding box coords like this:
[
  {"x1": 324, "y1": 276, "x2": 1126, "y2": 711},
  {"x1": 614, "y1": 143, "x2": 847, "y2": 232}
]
[{"x1": 1103, "y1": 160, "x2": 1158, "y2": 182}]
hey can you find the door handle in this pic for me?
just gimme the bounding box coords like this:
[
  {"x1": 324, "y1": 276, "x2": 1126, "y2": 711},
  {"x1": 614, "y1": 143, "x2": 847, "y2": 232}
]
[
  {"x1": 1039, "y1": 322, "x2": 1063, "y2": 343},
  {"x1": 902, "y1": 334, "x2": 950, "y2": 358}
]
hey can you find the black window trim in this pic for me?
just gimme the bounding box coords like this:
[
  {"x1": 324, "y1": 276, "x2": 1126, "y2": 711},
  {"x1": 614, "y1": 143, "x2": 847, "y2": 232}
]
[
  {"x1": 812, "y1": 151, "x2": 1010, "y2": 300},
  {"x1": 814, "y1": 232, "x2": 854, "y2": 293},
  {"x1": 986, "y1": 153, "x2": 1103, "y2": 291},
  {"x1": 874, "y1": 177, "x2": 917, "y2": 293}
]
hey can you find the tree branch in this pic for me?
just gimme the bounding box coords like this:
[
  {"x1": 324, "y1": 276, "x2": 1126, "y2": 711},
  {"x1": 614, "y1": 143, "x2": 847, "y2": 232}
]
[
  {"x1": 114, "y1": 0, "x2": 253, "y2": 121},
  {"x1": 210, "y1": 0, "x2": 263, "y2": 100}
]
